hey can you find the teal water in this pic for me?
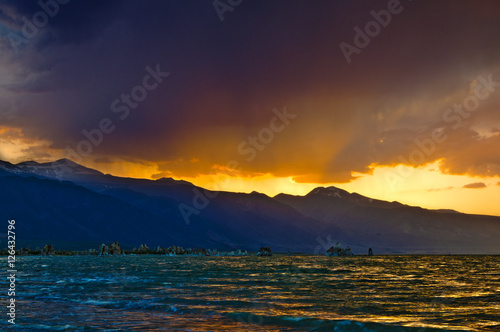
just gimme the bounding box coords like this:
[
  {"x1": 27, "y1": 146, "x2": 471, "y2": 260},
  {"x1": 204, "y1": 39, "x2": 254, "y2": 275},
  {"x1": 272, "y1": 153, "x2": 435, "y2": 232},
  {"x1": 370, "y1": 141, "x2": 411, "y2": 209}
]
[{"x1": 2, "y1": 255, "x2": 499, "y2": 331}]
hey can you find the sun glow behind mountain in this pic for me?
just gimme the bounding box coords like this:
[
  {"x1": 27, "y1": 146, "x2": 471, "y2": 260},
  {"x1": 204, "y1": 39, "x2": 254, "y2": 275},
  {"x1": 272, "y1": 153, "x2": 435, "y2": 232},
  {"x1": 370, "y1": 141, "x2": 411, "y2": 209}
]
[
  {"x1": 85, "y1": 161, "x2": 500, "y2": 217},
  {"x1": 3, "y1": 146, "x2": 500, "y2": 216}
]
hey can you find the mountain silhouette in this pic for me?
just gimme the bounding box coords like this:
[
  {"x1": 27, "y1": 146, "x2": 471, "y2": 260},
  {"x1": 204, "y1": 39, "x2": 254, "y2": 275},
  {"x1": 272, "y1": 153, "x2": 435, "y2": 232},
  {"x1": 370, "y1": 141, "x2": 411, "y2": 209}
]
[{"x1": 1, "y1": 159, "x2": 499, "y2": 254}]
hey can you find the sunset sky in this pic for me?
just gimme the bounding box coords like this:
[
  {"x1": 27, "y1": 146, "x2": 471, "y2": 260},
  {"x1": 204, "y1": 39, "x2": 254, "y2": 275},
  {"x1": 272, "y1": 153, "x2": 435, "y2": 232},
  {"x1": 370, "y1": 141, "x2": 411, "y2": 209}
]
[{"x1": 1, "y1": 0, "x2": 500, "y2": 216}]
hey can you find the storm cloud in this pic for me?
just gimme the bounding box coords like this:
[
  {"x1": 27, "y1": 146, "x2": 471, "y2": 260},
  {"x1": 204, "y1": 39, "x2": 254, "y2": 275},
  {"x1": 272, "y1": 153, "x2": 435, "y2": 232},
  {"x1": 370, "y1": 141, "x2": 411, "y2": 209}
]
[{"x1": 1, "y1": 0, "x2": 500, "y2": 183}]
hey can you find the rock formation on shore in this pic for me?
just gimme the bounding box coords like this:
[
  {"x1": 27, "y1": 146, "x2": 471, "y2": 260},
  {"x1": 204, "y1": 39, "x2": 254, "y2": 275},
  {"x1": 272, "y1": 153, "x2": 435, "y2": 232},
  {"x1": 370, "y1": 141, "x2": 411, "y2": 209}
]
[
  {"x1": 0, "y1": 241, "x2": 249, "y2": 257},
  {"x1": 326, "y1": 242, "x2": 354, "y2": 256},
  {"x1": 99, "y1": 243, "x2": 108, "y2": 255},
  {"x1": 109, "y1": 241, "x2": 122, "y2": 255},
  {"x1": 257, "y1": 247, "x2": 272, "y2": 256},
  {"x1": 128, "y1": 244, "x2": 247, "y2": 256},
  {"x1": 225, "y1": 249, "x2": 247, "y2": 256},
  {"x1": 42, "y1": 244, "x2": 55, "y2": 256},
  {"x1": 137, "y1": 244, "x2": 150, "y2": 253},
  {"x1": 98, "y1": 241, "x2": 123, "y2": 255}
]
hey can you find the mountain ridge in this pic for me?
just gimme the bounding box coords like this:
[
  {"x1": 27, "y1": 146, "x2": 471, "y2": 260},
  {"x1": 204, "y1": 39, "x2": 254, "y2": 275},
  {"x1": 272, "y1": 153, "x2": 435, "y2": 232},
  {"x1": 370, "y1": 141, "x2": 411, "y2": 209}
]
[
  {"x1": 0, "y1": 159, "x2": 485, "y2": 215},
  {"x1": 1, "y1": 159, "x2": 499, "y2": 254}
]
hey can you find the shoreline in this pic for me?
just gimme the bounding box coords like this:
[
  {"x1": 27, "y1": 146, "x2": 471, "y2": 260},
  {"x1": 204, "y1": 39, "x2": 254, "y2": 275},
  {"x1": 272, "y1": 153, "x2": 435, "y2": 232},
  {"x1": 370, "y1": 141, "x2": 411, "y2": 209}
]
[{"x1": 2, "y1": 250, "x2": 499, "y2": 257}]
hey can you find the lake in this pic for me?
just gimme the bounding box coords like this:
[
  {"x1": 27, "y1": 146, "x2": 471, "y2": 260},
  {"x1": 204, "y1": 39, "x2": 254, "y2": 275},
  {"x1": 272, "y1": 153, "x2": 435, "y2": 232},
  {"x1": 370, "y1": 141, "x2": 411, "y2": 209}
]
[{"x1": 3, "y1": 255, "x2": 500, "y2": 331}]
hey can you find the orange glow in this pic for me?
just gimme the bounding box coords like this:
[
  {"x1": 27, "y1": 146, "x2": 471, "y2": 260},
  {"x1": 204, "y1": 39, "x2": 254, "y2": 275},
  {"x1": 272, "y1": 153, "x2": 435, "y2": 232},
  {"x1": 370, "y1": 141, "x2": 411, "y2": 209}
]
[
  {"x1": 0, "y1": 126, "x2": 53, "y2": 163},
  {"x1": 71, "y1": 158, "x2": 500, "y2": 217},
  {"x1": 1, "y1": 124, "x2": 500, "y2": 217}
]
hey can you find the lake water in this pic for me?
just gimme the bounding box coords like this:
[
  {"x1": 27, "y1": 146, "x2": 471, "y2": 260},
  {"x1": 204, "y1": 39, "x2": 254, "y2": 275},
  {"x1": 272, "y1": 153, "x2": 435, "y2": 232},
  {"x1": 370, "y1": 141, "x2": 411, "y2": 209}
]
[{"x1": 2, "y1": 255, "x2": 500, "y2": 331}]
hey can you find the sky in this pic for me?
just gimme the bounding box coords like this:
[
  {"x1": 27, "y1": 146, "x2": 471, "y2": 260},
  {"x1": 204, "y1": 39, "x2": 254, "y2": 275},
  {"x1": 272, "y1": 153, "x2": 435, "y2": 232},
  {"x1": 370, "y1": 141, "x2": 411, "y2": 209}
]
[{"x1": 1, "y1": 0, "x2": 500, "y2": 216}]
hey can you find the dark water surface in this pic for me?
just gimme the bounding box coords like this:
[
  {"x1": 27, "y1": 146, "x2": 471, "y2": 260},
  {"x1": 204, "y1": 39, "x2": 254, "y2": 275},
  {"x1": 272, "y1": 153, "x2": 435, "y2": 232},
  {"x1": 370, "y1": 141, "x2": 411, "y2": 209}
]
[{"x1": 2, "y1": 255, "x2": 499, "y2": 331}]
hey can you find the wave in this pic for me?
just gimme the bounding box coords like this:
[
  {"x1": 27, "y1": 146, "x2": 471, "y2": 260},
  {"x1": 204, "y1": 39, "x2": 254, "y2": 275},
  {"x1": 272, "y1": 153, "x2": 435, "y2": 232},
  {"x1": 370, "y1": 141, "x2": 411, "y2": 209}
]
[{"x1": 227, "y1": 313, "x2": 461, "y2": 332}]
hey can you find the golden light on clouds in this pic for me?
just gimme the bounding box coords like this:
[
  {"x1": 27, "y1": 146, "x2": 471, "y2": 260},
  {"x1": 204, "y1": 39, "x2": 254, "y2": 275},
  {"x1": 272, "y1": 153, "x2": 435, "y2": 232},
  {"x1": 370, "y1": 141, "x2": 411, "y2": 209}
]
[
  {"x1": 1, "y1": 122, "x2": 500, "y2": 216},
  {"x1": 340, "y1": 162, "x2": 500, "y2": 216},
  {"x1": 0, "y1": 126, "x2": 52, "y2": 162},
  {"x1": 58, "y1": 156, "x2": 500, "y2": 216}
]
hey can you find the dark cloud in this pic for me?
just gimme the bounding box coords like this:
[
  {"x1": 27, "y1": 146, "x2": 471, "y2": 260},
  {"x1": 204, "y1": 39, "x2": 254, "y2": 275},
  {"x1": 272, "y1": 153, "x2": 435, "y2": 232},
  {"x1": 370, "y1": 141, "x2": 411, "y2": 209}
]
[
  {"x1": 0, "y1": 0, "x2": 500, "y2": 182},
  {"x1": 463, "y1": 182, "x2": 487, "y2": 189},
  {"x1": 0, "y1": 0, "x2": 123, "y2": 45}
]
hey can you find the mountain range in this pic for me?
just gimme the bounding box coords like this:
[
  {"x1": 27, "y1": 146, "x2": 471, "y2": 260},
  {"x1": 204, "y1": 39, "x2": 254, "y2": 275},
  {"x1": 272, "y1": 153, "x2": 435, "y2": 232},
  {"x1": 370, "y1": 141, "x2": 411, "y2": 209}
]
[{"x1": 1, "y1": 158, "x2": 499, "y2": 254}]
